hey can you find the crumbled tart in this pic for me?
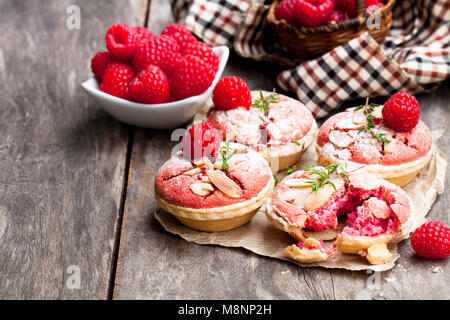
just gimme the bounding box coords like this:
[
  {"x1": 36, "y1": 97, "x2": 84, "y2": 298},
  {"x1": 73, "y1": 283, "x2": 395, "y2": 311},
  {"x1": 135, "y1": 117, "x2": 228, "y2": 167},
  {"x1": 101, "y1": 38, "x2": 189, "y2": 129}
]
[{"x1": 265, "y1": 167, "x2": 413, "y2": 265}]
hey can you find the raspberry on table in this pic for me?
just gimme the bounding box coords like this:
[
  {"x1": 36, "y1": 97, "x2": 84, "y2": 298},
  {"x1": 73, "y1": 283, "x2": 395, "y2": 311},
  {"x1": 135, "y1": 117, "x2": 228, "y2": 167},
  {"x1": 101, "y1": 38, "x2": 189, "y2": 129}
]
[
  {"x1": 276, "y1": 0, "x2": 299, "y2": 26},
  {"x1": 294, "y1": 0, "x2": 335, "y2": 27},
  {"x1": 100, "y1": 62, "x2": 135, "y2": 100},
  {"x1": 161, "y1": 23, "x2": 197, "y2": 52},
  {"x1": 91, "y1": 51, "x2": 114, "y2": 83},
  {"x1": 169, "y1": 55, "x2": 215, "y2": 100},
  {"x1": 382, "y1": 91, "x2": 420, "y2": 132},
  {"x1": 183, "y1": 41, "x2": 220, "y2": 73},
  {"x1": 132, "y1": 35, "x2": 180, "y2": 73},
  {"x1": 105, "y1": 23, "x2": 139, "y2": 61},
  {"x1": 134, "y1": 26, "x2": 154, "y2": 44},
  {"x1": 212, "y1": 77, "x2": 252, "y2": 111},
  {"x1": 411, "y1": 221, "x2": 450, "y2": 259},
  {"x1": 130, "y1": 64, "x2": 170, "y2": 104},
  {"x1": 181, "y1": 122, "x2": 221, "y2": 160}
]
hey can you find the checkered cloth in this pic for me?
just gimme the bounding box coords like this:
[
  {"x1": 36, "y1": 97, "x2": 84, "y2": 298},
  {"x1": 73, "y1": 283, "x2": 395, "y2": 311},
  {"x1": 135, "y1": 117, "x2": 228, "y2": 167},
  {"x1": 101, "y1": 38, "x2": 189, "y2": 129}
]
[{"x1": 171, "y1": 0, "x2": 450, "y2": 117}]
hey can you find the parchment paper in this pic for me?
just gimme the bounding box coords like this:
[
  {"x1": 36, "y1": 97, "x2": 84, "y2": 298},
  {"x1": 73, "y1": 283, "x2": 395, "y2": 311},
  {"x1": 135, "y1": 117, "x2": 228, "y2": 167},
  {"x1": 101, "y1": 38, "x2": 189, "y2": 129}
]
[{"x1": 155, "y1": 130, "x2": 447, "y2": 271}]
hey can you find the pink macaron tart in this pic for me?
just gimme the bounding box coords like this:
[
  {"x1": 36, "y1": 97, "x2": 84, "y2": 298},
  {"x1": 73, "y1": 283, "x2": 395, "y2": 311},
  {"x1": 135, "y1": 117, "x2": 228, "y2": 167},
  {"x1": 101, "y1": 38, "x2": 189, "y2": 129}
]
[
  {"x1": 316, "y1": 92, "x2": 433, "y2": 186},
  {"x1": 265, "y1": 164, "x2": 414, "y2": 264},
  {"x1": 155, "y1": 122, "x2": 274, "y2": 232},
  {"x1": 194, "y1": 77, "x2": 317, "y2": 173}
]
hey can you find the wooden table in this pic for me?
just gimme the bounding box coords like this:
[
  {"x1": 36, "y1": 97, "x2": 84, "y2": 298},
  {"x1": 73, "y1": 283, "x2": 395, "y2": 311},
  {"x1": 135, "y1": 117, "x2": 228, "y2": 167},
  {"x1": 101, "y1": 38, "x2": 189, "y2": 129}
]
[{"x1": 0, "y1": 0, "x2": 448, "y2": 300}]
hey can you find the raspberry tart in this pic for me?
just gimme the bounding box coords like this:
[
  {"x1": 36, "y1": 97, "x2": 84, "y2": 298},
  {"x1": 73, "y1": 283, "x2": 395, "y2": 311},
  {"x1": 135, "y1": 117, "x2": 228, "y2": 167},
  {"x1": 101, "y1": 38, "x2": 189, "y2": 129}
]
[
  {"x1": 265, "y1": 165, "x2": 414, "y2": 264},
  {"x1": 316, "y1": 92, "x2": 433, "y2": 186},
  {"x1": 155, "y1": 123, "x2": 275, "y2": 232},
  {"x1": 195, "y1": 78, "x2": 317, "y2": 173}
]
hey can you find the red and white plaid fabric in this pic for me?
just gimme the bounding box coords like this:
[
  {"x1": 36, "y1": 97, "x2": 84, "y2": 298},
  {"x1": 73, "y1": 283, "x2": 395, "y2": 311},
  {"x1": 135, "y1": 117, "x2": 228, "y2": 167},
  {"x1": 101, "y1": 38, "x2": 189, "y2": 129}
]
[{"x1": 171, "y1": 0, "x2": 450, "y2": 117}]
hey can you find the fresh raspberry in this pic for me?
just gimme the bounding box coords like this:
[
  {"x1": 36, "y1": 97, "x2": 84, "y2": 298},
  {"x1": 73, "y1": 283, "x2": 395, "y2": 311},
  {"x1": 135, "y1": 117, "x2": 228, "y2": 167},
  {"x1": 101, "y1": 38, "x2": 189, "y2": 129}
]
[
  {"x1": 212, "y1": 77, "x2": 252, "y2": 111},
  {"x1": 130, "y1": 65, "x2": 170, "y2": 104},
  {"x1": 181, "y1": 122, "x2": 221, "y2": 160},
  {"x1": 105, "y1": 24, "x2": 139, "y2": 61},
  {"x1": 411, "y1": 221, "x2": 450, "y2": 259},
  {"x1": 91, "y1": 51, "x2": 114, "y2": 83},
  {"x1": 161, "y1": 23, "x2": 196, "y2": 52},
  {"x1": 276, "y1": 0, "x2": 299, "y2": 25},
  {"x1": 329, "y1": 10, "x2": 346, "y2": 22},
  {"x1": 382, "y1": 91, "x2": 420, "y2": 132},
  {"x1": 183, "y1": 41, "x2": 220, "y2": 73},
  {"x1": 365, "y1": 0, "x2": 383, "y2": 7},
  {"x1": 334, "y1": 0, "x2": 348, "y2": 11},
  {"x1": 100, "y1": 62, "x2": 135, "y2": 100},
  {"x1": 132, "y1": 35, "x2": 180, "y2": 73},
  {"x1": 134, "y1": 26, "x2": 154, "y2": 44},
  {"x1": 367, "y1": 3, "x2": 384, "y2": 14},
  {"x1": 347, "y1": 0, "x2": 357, "y2": 18},
  {"x1": 294, "y1": 0, "x2": 334, "y2": 27},
  {"x1": 169, "y1": 55, "x2": 215, "y2": 100}
]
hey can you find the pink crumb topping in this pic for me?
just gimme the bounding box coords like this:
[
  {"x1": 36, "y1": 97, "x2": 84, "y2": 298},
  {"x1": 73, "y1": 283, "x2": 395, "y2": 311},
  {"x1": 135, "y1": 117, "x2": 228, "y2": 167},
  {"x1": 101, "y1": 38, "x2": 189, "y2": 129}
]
[
  {"x1": 208, "y1": 92, "x2": 314, "y2": 146},
  {"x1": 317, "y1": 109, "x2": 432, "y2": 165}
]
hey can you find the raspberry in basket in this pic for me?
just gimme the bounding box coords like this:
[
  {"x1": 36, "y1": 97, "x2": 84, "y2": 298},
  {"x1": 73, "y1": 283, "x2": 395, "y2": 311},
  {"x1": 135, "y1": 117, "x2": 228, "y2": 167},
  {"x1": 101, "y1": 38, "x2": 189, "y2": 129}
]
[
  {"x1": 411, "y1": 221, "x2": 450, "y2": 259},
  {"x1": 212, "y1": 77, "x2": 252, "y2": 111},
  {"x1": 294, "y1": 0, "x2": 334, "y2": 27},
  {"x1": 276, "y1": 0, "x2": 299, "y2": 25},
  {"x1": 382, "y1": 91, "x2": 420, "y2": 132}
]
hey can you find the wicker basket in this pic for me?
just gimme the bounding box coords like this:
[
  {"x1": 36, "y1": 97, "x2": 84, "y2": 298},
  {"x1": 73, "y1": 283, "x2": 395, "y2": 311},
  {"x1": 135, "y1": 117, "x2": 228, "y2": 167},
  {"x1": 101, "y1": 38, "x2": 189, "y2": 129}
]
[{"x1": 267, "y1": 0, "x2": 395, "y2": 60}]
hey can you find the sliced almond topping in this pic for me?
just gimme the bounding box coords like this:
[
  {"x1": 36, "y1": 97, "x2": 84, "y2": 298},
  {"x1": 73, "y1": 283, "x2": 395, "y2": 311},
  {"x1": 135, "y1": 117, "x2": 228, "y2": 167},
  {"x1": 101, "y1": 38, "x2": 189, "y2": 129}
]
[
  {"x1": 284, "y1": 179, "x2": 311, "y2": 188},
  {"x1": 336, "y1": 116, "x2": 365, "y2": 130},
  {"x1": 373, "y1": 106, "x2": 383, "y2": 119},
  {"x1": 192, "y1": 157, "x2": 213, "y2": 169},
  {"x1": 201, "y1": 175, "x2": 211, "y2": 183},
  {"x1": 292, "y1": 188, "x2": 313, "y2": 207},
  {"x1": 207, "y1": 170, "x2": 241, "y2": 198},
  {"x1": 190, "y1": 181, "x2": 214, "y2": 196},
  {"x1": 234, "y1": 161, "x2": 250, "y2": 170},
  {"x1": 304, "y1": 184, "x2": 335, "y2": 211},
  {"x1": 328, "y1": 130, "x2": 353, "y2": 148},
  {"x1": 366, "y1": 243, "x2": 392, "y2": 265},
  {"x1": 304, "y1": 238, "x2": 321, "y2": 249},
  {"x1": 352, "y1": 109, "x2": 366, "y2": 125},
  {"x1": 183, "y1": 167, "x2": 201, "y2": 176}
]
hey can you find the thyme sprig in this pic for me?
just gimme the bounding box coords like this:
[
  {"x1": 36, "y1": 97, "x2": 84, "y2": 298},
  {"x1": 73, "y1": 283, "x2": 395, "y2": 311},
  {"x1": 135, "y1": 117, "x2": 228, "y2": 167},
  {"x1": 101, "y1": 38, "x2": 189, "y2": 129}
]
[
  {"x1": 286, "y1": 165, "x2": 296, "y2": 175},
  {"x1": 219, "y1": 138, "x2": 236, "y2": 170},
  {"x1": 252, "y1": 90, "x2": 279, "y2": 116},
  {"x1": 355, "y1": 98, "x2": 391, "y2": 144},
  {"x1": 303, "y1": 164, "x2": 350, "y2": 192}
]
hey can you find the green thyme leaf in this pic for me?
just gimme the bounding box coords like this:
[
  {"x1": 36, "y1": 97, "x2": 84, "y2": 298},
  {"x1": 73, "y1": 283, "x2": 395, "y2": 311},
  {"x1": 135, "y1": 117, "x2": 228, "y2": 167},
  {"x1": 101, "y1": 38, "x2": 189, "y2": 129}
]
[
  {"x1": 303, "y1": 164, "x2": 350, "y2": 192},
  {"x1": 286, "y1": 165, "x2": 296, "y2": 175},
  {"x1": 252, "y1": 90, "x2": 279, "y2": 116}
]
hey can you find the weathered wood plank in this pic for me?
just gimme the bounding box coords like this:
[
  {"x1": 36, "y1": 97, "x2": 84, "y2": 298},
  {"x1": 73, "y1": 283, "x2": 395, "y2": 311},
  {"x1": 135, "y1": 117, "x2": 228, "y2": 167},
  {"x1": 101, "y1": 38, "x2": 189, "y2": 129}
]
[
  {"x1": 113, "y1": 0, "x2": 449, "y2": 299},
  {"x1": 0, "y1": 0, "x2": 145, "y2": 299}
]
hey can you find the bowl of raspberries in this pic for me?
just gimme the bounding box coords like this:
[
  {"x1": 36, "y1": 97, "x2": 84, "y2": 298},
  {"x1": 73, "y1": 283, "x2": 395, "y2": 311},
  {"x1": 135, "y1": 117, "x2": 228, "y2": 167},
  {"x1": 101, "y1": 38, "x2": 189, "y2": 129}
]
[
  {"x1": 81, "y1": 23, "x2": 229, "y2": 129},
  {"x1": 267, "y1": 0, "x2": 394, "y2": 59}
]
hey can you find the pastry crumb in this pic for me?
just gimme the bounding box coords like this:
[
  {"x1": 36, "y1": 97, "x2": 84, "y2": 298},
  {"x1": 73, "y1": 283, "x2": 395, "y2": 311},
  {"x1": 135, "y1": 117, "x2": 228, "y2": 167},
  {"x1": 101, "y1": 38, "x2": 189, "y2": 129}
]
[
  {"x1": 432, "y1": 266, "x2": 442, "y2": 273},
  {"x1": 384, "y1": 276, "x2": 397, "y2": 283},
  {"x1": 281, "y1": 270, "x2": 290, "y2": 275}
]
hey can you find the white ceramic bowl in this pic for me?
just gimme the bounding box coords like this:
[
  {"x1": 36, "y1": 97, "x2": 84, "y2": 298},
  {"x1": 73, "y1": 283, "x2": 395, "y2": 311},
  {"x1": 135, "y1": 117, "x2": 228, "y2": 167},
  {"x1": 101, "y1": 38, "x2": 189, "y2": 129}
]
[{"x1": 81, "y1": 46, "x2": 229, "y2": 129}]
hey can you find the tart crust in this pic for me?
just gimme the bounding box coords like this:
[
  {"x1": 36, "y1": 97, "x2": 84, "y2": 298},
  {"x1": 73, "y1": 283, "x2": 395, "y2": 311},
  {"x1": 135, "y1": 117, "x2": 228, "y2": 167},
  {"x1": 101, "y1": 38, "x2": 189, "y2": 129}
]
[
  {"x1": 156, "y1": 175, "x2": 274, "y2": 232},
  {"x1": 285, "y1": 244, "x2": 331, "y2": 263},
  {"x1": 193, "y1": 91, "x2": 317, "y2": 173}
]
